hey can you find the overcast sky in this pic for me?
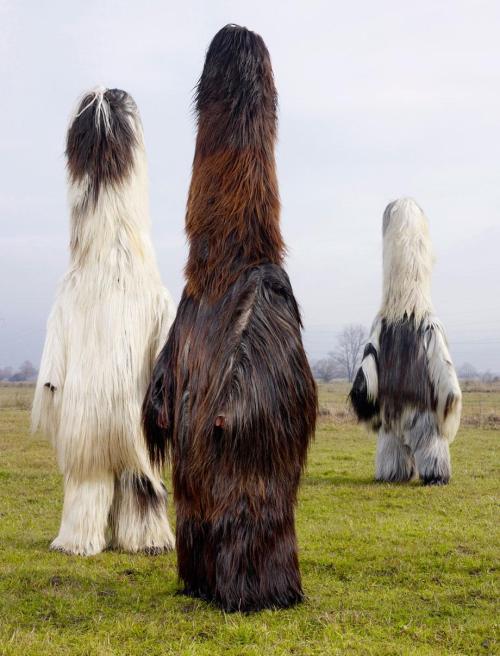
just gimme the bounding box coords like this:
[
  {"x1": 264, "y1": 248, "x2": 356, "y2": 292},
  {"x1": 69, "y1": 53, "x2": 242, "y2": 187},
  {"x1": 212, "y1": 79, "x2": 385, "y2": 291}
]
[{"x1": 1, "y1": 0, "x2": 499, "y2": 372}]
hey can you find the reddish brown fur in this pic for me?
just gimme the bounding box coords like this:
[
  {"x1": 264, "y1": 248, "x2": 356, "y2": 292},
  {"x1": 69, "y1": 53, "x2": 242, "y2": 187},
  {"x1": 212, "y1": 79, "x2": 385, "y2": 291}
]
[{"x1": 186, "y1": 146, "x2": 283, "y2": 299}]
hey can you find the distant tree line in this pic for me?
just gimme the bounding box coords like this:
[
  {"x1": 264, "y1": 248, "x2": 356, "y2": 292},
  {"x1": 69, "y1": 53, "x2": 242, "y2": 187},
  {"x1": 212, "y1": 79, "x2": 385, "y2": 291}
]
[
  {"x1": 0, "y1": 361, "x2": 38, "y2": 382},
  {"x1": 457, "y1": 363, "x2": 499, "y2": 383},
  {"x1": 311, "y1": 327, "x2": 499, "y2": 384},
  {"x1": 1, "y1": 355, "x2": 498, "y2": 385}
]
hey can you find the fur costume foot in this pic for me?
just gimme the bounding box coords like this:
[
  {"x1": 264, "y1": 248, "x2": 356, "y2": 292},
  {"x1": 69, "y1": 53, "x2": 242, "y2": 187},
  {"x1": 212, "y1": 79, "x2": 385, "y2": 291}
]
[
  {"x1": 375, "y1": 431, "x2": 416, "y2": 483},
  {"x1": 32, "y1": 88, "x2": 175, "y2": 554}
]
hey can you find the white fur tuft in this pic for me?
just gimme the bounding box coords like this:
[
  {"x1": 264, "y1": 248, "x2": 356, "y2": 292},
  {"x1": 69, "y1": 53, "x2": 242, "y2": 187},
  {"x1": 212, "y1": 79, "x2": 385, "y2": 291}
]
[
  {"x1": 362, "y1": 317, "x2": 381, "y2": 403},
  {"x1": 72, "y1": 85, "x2": 112, "y2": 133}
]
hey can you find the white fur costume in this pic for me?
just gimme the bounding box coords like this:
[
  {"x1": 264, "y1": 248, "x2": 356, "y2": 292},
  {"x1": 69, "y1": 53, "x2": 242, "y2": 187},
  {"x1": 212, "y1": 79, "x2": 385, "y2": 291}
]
[
  {"x1": 350, "y1": 198, "x2": 461, "y2": 484},
  {"x1": 32, "y1": 88, "x2": 175, "y2": 553}
]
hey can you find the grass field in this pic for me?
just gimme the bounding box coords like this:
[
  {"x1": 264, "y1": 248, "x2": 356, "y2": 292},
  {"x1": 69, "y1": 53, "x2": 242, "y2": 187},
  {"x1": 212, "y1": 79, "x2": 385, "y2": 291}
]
[{"x1": 0, "y1": 385, "x2": 498, "y2": 655}]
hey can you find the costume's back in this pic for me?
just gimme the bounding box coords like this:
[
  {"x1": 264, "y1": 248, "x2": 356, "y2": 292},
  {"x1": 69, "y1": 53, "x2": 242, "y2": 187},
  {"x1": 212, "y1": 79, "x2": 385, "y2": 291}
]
[
  {"x1": 143, "y1": 25, "x2": 317, "y2": 611},
  {"x1": 32, "y1": 88, "x2": 175, "y2": 554},
  {"x1": 350, "y1": 198, "x2": 461, "y2": 484}
]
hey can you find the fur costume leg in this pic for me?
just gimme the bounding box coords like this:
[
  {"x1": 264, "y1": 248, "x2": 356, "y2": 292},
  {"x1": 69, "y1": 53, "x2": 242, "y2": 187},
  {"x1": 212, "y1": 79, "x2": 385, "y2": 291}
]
[
  {"x1": 110, "y1": 471, "x2": 174, "y2": 553},
  {"x1": 176, "y1": 473, "x2": 304, "y2": 611},
  {"x1": 375, "y1": 430, "x2": 416, "y2": 482},
  {"x1": 51, "y1": 474, "x2": 114, "y2": 555},
  {"x1": 175, "y1": 490, "x2": 305, "y2": 613},
  {"x1": 405, "y1": 413, "x2": 451, "y2": 485},
  {"x1": 210, "y1": 505, "x2": 303, "y2": 612}
]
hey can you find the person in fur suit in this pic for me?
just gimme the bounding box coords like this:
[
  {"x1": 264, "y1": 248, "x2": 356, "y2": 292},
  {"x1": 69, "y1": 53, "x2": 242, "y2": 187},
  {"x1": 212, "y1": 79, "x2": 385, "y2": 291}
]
[
  {"x1": 143, "y1": 25, "x2": 317, "y2": 611},
  {"x1": 350, "y1": 198, "x2": 462, "y2": 485},
  {"x1": 32, "y1": 88, "x2": 176, "y2": 555}
]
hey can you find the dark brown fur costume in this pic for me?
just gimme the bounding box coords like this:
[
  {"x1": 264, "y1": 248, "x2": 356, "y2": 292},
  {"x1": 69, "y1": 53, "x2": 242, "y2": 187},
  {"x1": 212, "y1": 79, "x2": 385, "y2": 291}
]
[{"x1": 143, "y1": 24, "x2": 317, "y2": 612}]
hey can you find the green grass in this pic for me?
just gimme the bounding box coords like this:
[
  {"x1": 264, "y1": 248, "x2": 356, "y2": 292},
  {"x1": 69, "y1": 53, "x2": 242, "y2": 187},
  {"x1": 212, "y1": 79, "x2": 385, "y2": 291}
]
[{"x1": 0, "y1": 386, "x2": 498, "y2": 655}]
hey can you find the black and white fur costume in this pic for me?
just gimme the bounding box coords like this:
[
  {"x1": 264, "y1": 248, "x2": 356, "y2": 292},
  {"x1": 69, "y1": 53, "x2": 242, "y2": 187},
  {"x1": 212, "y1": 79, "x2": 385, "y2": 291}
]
[{"x1": 350, "y1": 198, "x2": 461, "y2": 485}]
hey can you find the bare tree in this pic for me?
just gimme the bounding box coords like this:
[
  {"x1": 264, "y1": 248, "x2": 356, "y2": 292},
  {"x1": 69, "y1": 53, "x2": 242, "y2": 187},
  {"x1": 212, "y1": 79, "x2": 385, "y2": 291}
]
[
  {"x1": 311, "y1": 357, "x2": 342, "y2": 382},
  {"x1": 329, "y1": 324, "x2": 368, "y2": 382},
  {"x1": 18, "y1": 360, "x2": 37, "y2": 379},
  {"x1": 0, "y1": 366, "x2": 13, "y2": 381},
  {"x1": 8, "y1": 361, "x2": 38, "y2": 382},
  {"x1": 481, "y1": 370, "x2": 494, "y2": 384},
  {"x1": 458, "y1": 362, "x2": 479, "y2": 381}
]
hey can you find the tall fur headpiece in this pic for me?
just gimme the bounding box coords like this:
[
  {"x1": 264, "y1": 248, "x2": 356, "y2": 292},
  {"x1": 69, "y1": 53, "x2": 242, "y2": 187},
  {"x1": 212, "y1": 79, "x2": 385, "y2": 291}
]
[
  {"x1": 185, "y1": 24, "x2": 284, "y2": 299},
  {"x1": 381, "y1": 198, "x2": 434, "y2": 324},
  {"x1": 64, "y1": 88, "x2": 153, "y2": 268},
  {"x1": 67, "y1": 88, "x2": 140, "y2": 207}
]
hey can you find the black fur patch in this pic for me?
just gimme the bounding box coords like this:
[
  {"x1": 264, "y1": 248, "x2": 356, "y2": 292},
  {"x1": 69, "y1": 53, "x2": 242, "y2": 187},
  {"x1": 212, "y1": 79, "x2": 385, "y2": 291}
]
[
  {"x1": 44, "y1": 382, "x2": 56, "y2": 392},
  {"x1": 421, "y1": 474, "x2": 450, "y2": 486},
  {"x1": 444, "y1": 391, "x2": 456, "y2": 419},
  {"x1": 349, "y1": 343, "x2": 380, "y2": 426},
  {"x1": 131, "y1": 474, "x2": 164, "y2": 517},
  {"x1": 349, "y1": 368, "x2": 380, "y2": 424},
  {"x1": 66, "y1": 88, "x2": 138, "y2": 208},
  {"x1": 142, "y1": 362, "x2": 171, "y2": 469},
  {"x1": 378, "y1": 317, "x2": 436, "y2": 426}
]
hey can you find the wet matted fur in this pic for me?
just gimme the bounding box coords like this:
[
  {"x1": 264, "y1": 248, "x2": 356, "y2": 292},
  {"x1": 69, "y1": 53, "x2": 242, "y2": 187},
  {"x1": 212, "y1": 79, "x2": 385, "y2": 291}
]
[
  {"x1": 143, "y1": 25, "x2": 317, "y2": 611},
  {"x1": 349, "y1": 199, "x2": 462, "y2": 485},
  {"x1": 32, "y1": 88, "x2": 175, "y2": 555}
]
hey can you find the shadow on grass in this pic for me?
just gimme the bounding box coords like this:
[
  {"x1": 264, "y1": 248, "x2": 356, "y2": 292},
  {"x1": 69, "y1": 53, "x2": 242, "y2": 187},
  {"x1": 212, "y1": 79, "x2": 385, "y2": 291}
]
[
  {"x1": 304, "y1": 475, "x2": 375, "y2": 487},
  {"x1": 304, "y1": 474, "x2": 426, "y2": 489},
  {"x1": 2, "y1": 535, "x2": 55, "y2": 552}
]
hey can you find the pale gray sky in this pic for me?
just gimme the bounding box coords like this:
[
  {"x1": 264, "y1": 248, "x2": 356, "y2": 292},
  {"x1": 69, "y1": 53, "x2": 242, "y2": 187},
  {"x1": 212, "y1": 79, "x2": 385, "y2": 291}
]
[{"x1": 1, "y1": 0, "x2": 499, "y2": 371}]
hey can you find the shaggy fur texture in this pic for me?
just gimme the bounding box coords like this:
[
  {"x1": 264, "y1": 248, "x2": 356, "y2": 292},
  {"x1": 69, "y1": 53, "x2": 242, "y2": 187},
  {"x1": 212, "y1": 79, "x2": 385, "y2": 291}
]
[
  {"x1": 143, "y1": 25, "x2": 317, "y2": 612},
  {"x1": 32, "y1": 88, "x2": 175, "y2": 555},
  {"x1": 350, "y1": 198, "x2": 461, "y2": 485}
]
